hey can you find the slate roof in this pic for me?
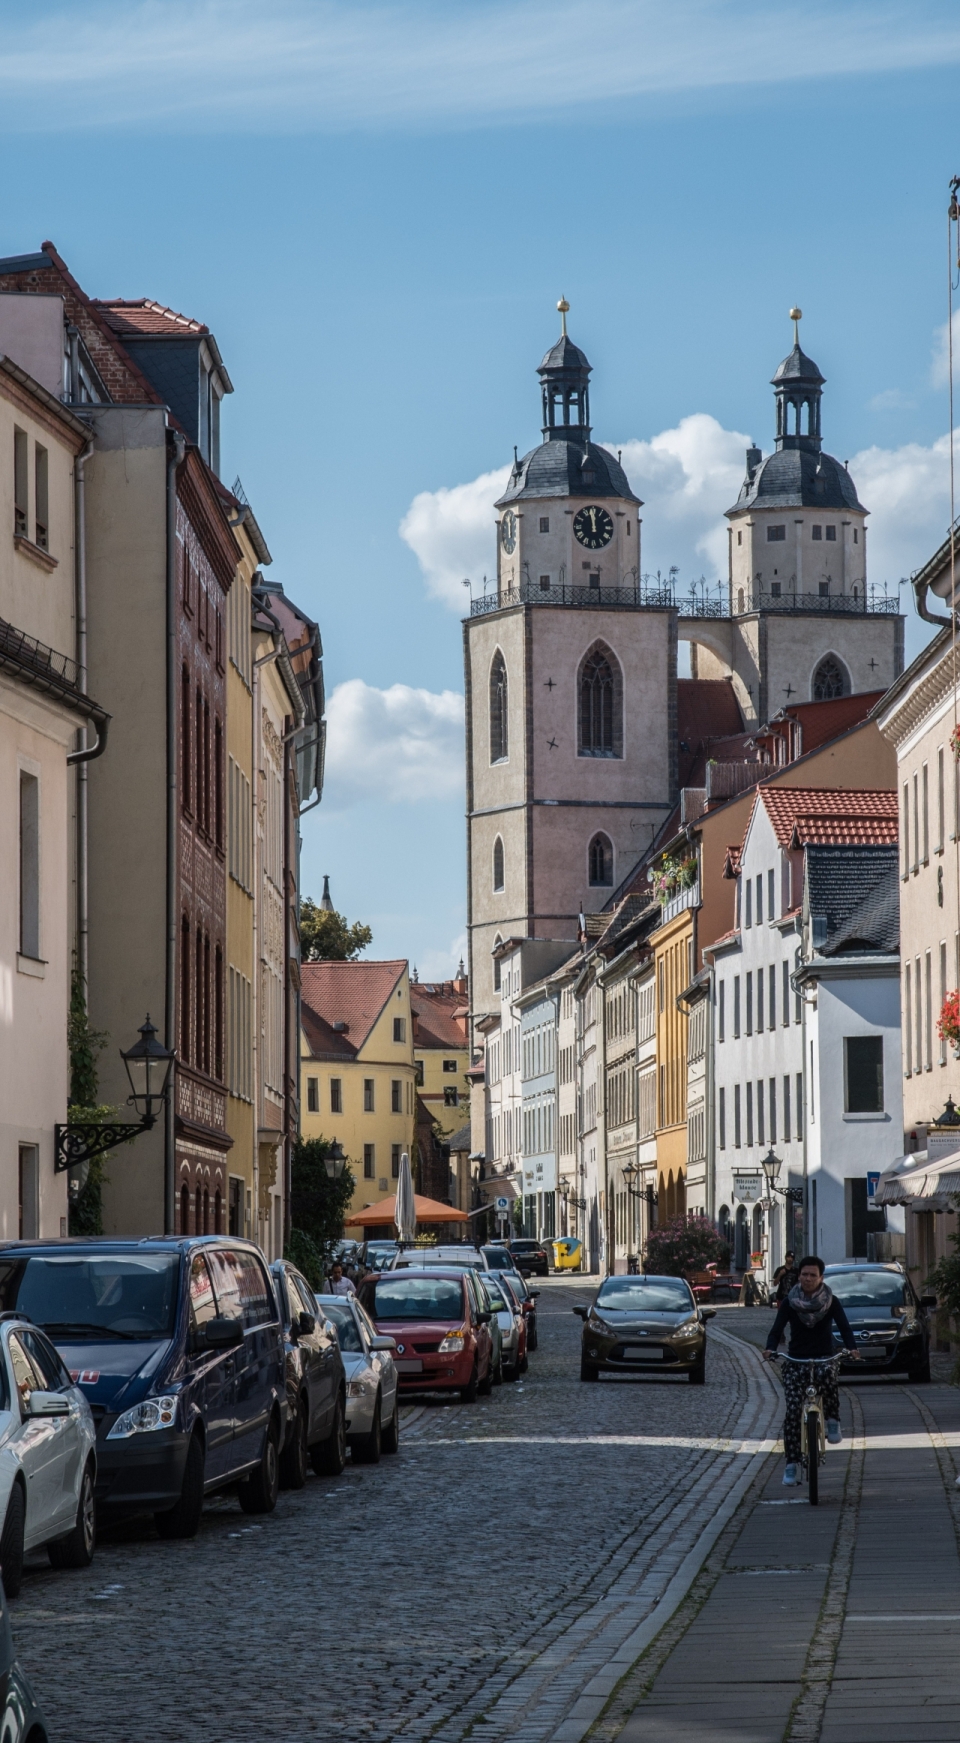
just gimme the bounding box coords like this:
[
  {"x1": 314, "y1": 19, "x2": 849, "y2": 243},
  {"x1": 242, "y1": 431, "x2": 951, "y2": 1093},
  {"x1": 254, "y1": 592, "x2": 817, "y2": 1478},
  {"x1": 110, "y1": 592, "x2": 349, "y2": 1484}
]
[
  {"x1": 752, "y1": 787, "x2": 898, "y2": 851},
  {"x1": 92, "y1": 298, "x2": 208, "y2": 337},
  {"x1": 496, "y1": 439, "x2": 640, "y2": 506},
  {"x1": 772, "y1": 343, "x2": 825, "y2": 385},
  {"x1": 594, "y1": 893, "x2": 660, "y2": 953},
  {"x1": 300, "y1": 960, "x2": 407, "y2": 1059},
  {"x1": 446, "y1": 1123, "x2": 472, "y2": 1154},
  {"x1": 538, "y1": 334, "x2": 591, "y2": 375},
  {"x1": 805, "y1": 846, "x2": 899, "y2": 955},
  {"x1": 728, "y1": 445, "x2": 864, "y2": 517}
]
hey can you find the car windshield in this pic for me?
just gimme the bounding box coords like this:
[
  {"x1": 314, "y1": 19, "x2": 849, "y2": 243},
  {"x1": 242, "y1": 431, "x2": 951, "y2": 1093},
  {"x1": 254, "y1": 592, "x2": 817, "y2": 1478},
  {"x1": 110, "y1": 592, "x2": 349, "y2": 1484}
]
[
  {"x1": 0, "y1": 1253, "x2": 181, "y2": 1339},
  {"x1": 595, "y1": 1279, "x2": 693, "y2": 1313},
  {"x1": 321, "y1": 1301, "x2": 364, "y2": 1352},
  {"x1": 372, "y1": 1277, "x2": 464, "y2": 1321},
  {"x1": 827, "y1": 1271, "x2": 907, "y2": 1308}
]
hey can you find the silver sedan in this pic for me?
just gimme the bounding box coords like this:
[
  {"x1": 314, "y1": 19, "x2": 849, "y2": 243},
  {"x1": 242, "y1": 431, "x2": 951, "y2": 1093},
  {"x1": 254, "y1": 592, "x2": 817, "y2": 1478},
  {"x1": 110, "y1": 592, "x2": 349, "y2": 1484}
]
[
  {"x1": 478, "y1": 1275, "x2": 526, "y2": 1381},
  {"x1": 316, "y1": 1296, "x2": 400, "y2": 1464}
]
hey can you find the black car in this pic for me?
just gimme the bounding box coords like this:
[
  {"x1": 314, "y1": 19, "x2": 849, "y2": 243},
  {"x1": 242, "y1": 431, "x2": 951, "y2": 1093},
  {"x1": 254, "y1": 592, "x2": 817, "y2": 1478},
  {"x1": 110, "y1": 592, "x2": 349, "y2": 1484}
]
[
  {"x1": 270, "y1": 1261, "x2": 347, "y2": 1486},
  {"x1": 0, "y1": 1237, "x2": 287, "y2": 1538},
  {"x1": 505, "y1": 1240, "x2": 550, "y2": 1277},
  {"x1": 825, "y1": 1263, "x2": 935, "y2": 1381}
]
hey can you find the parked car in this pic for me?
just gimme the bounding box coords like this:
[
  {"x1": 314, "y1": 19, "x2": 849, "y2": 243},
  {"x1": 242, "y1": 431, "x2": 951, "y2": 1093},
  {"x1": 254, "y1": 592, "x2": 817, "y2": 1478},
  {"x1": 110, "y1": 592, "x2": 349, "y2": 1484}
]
[
  {"x1": 478, "y1": 1273, "x2": 526, "y2": 1380},
  {"x1": 362, "y1": 1241, "x2": 399, "y2": 1272},
  {"x1": 358, "y1": 1269, "x2": 494, "y2": 1401},
  {"x1": 825, "y1": 1263, "x2": 935, "y2": 1381},
  {"x1": 270, "y1": 1261, "x2": 347, "y2": 1486},
  {"x1": 388, "y1": 1245, "x2": 490, "y2": 1271},
  {"x1": 501, "y1": 1269, "x2": 540, "y2": 1351},
  {"x1": 0, "y1": 1576, "x2": 48, "y2": 1734},
  {"x1": 480, "y1": 1246, "x2": 523, "y2": 1276},
  {"x1": 0, "y1": 1238, "x2": 286, "y2": 1540},
  {"x1": 317, "y1": 1294, "x2": 400, "y2": 1460},
  {"x1": 574, "y1": 1274, "x2": 713, "y2": 1382},
  {"x1": 0, "y1": 1317, "x2": 97, "y2": 1598},
  {"x1": 505, "y1": 1239, "x2": 550, "y2": 1277}
]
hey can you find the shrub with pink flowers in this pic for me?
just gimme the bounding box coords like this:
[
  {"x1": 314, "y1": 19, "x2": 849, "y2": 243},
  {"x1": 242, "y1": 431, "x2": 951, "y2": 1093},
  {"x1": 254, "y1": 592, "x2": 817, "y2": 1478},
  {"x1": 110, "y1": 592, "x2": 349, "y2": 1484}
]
[{"x1": 643, "y1": 1213, "x2": 730, "y2": 1277}]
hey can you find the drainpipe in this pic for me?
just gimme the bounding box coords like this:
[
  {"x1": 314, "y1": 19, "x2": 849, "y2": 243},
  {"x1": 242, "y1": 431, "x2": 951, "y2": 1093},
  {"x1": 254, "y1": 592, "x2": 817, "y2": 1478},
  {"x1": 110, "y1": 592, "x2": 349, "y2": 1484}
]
[
  {"x1": 165, "y1": 430, "x2": 186, "y2": 1234},
  {"x1": 73, "y1": 437, "x2": 94, "y2": 991}
]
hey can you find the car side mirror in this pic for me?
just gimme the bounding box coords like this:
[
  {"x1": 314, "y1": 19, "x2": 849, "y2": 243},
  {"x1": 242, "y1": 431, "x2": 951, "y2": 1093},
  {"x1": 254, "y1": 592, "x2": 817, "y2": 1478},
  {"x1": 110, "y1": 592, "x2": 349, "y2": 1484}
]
[
  {"x1": 369, "y1": 1336, "x2": 396, "y2": 1351},
  {"x1": 25, "y1": 1390, "x2": 70, "y2": 1418},
  {"x1": 201, "y1": 1315, "x2": 244, "y2": 1350},
  {"x1": 920, "y1": 1294, "x2": 937, "y2": 1309},
  {"x1": 572, "y1": 1305, "x2": 588, "y2": 1320},
  {"x1": 296, "y1": 1311, "x2": 316, "y2": 1336},
  {"x1": 700, "y1": 1308, "x2": 717, "y2": 1320},
  {"x1": 478, "y1": 1310, "x2": 492, "y2": 1324},
  {"x1": 528, "y1": 1289, "x2": 541, "y2": 1298}
]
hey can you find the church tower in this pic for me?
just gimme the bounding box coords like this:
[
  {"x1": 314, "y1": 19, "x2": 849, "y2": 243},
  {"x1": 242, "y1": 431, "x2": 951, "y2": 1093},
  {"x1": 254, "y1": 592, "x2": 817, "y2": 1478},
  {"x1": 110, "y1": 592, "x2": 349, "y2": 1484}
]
[
  {"x1": 464, "y1": 304, "x2": 677, "y2": 1026},
  {"x1": 688, "y1": 311, "x2": 904, "y2": 725}
]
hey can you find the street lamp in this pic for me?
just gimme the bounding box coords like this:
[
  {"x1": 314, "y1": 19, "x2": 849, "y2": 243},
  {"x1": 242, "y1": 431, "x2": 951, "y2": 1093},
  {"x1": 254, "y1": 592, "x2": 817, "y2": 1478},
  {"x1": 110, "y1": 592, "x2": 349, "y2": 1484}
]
[
  {"x1": 760, "y1": 1148, "x2": 782, "y2": 1196},
  {"x1": 324, "y1": 1140, "x2": 347, "y2": 1180},
  {"x1": 56, "y1": 1015, "x2": 176, "y2": 1172}
]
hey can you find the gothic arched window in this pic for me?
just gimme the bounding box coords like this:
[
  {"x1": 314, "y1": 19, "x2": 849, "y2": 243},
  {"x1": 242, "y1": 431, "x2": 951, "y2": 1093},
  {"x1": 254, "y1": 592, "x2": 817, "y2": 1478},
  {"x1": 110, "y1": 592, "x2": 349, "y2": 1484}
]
[
  {"x1": 812, "y1": 653, "x2": 850, "y2": 701},
  {"x1": 492, "y1": 836, "x2": 504, "y2": 892},
  {"x1": 492, "y1": 934, "x2": 503, "y2": 991},
  {"x1": 578, "y1": 642, "x2": 622, "y2": 758},
  {"x1": 490, "y1": 651, "x2": 508, "y2": 763},
  {"x1": 588, "y1": 832, "x2": 613, "y2": 887}
]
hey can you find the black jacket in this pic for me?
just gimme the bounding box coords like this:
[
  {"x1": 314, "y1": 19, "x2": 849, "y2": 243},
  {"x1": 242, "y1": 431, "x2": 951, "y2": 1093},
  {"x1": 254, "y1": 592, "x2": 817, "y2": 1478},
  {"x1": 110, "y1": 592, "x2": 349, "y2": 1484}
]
[{"x1": 766, "y1": 1293, "x2": 856, "y2": 1360}]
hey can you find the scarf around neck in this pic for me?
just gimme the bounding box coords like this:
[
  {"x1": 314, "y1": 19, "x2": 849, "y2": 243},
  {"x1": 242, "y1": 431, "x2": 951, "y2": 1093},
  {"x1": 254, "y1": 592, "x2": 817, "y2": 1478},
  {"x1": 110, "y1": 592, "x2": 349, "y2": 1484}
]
[{"x1": 787, "y1": 1280, "x2": 833, "y2": 1327}]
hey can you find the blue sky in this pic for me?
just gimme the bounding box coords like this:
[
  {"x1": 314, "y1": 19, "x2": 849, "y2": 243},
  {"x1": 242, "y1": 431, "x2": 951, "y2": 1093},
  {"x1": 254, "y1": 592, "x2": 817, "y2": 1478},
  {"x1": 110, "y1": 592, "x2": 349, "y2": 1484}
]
[{"x1": 2, "y1": 0, "x2": 958, "y2": 972}]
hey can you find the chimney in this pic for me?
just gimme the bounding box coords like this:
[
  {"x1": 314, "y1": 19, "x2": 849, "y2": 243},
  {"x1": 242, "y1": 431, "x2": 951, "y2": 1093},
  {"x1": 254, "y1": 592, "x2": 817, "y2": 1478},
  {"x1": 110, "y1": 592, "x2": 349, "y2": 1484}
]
[{"x1": 745, "y1": 445, "x2": 762, "y2": 483}]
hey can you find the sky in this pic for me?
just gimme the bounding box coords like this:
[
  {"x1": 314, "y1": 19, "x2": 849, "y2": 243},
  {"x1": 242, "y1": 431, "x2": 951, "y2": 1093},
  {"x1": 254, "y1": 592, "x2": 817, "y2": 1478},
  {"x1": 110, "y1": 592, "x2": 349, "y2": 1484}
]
[{"x1": 2, "y1": 0, "x2": 959, "y2": 975}]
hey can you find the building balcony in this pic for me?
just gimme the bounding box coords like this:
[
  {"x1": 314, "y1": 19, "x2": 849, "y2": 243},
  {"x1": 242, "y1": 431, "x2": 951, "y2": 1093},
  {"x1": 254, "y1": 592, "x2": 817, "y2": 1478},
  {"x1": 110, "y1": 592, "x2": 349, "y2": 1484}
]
[
  {"x1": 681, "y1": 587, "x2": 900, "y2": 619},
  {"x1": 470, "y1": 580, "x2": 670, "y2": 616},
  {"x1": 661, "y1": 879, "x2": 700, "y2": 923}
]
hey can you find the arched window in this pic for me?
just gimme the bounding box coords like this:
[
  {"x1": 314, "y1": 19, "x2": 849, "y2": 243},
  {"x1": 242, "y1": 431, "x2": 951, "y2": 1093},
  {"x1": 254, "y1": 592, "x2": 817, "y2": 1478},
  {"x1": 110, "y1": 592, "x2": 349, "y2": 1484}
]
[
  {"x1": 492, "y1": 836, "x2": 504, "y2": 892},
  {"x1": 812, "y1": 653, "x2": 850, "y2": 701},
  {"x1": 588, "y1": 832, "x2": 613, "y2": 887},
  {"x1": 489, "y1": 651, "x2": 508, "y2": 763},
  {"x1": 578, "y1": 642, "x2": 622, "y2": 757},
  {"x1": 180, "y1": 1183, "x2": 189, "y2": 1235},
  {"x1": 492, "y1": 934, "x2": 503, "y2": 991}
]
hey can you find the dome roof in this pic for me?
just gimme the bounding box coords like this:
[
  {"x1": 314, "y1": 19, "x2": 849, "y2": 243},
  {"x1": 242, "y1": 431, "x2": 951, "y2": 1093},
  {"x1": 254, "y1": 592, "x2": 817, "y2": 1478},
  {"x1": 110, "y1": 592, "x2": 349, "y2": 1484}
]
[
  {"x1": 728, "y1": 446, "x2": 864, "y2": 516},
  {"x1": 772, "y1": 343, "x2": 825, "y2": 386},
  {"x1": 538, "y1": 334, "x2": 591, "y2": 376},
  {"x1": 495, "y1": 439, "x2": 640, "y2": 507}
]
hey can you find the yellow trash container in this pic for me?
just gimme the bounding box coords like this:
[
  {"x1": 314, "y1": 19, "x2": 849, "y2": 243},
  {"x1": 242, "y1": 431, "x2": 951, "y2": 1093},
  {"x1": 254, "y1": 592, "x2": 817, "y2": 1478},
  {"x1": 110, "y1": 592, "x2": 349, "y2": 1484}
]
[{"x1": 551, "y1": 1238, "x2": 583, "y2": 1272}]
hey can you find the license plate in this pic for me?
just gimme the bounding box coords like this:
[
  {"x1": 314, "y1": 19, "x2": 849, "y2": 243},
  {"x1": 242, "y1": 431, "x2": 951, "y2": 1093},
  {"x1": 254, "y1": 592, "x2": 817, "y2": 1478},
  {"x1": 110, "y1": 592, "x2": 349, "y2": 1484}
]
[
  {"x1": 395, "y1": 1359, "x2": 423, "y2": 1374},
  {"x1": 624, "y1": 1345, "x2": 663, "y2": 1360}
]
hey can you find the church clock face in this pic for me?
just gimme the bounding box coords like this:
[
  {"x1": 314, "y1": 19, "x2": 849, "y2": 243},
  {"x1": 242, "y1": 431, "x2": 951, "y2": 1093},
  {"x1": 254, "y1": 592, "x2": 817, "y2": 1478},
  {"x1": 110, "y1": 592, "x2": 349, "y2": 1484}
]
[
  {"x1": 500, "y1": 510, "x2": 517, "y2": 554},
  {"x1": 574, "y1": 505, "x2": 614, "y2": 550}
]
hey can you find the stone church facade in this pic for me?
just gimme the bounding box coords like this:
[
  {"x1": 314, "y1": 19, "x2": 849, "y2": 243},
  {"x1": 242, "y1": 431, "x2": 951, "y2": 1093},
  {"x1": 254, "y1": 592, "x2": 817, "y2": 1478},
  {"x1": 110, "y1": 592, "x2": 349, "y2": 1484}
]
[{"x1": 464, "y1": 309, "x2": 904, "y2": 1033}]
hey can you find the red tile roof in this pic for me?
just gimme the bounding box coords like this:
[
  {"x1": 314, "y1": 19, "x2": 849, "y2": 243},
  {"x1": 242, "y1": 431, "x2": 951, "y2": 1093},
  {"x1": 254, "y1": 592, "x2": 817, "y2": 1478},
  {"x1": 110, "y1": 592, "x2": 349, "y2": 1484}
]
[
  {"x1": 301, "y1": 960, "x2": 407, "y2": 1058},
  {"x1": 752, "y1": 787, "x2": 898, "y2": 851},
  {"x1": 410, "y1": 982, "x2": 469, "y2": 1050},
  {"x1": 767, "y1": 692, "x2": 885, "y2": 755},
  {"x1": 91, "y1": 298, "x2": 209, "y2": 338}
]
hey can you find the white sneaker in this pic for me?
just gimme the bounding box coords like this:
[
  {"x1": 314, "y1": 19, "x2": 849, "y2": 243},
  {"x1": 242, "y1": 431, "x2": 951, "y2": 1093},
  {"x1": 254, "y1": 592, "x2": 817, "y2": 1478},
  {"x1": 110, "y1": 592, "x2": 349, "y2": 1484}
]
[
  {"x1": 782, "y1": 1463, "x2": 800, "y2": 1486},
  {"x1": 826, "y1": 1419, "x2": 842, "y2": 1445}
]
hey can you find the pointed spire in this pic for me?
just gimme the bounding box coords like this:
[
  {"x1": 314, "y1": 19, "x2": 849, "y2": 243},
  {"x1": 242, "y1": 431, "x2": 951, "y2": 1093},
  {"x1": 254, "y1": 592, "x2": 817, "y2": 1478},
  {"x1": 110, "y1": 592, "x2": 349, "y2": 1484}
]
[
  {"x1": 412, "y1": 964, "x2": 419, "y2": 982},
  {"x1": 320, "y1": 874, "x2": 334, "y2": 912},
  {"x1": 789, "y1": 305, "x2": 802, "y2": 346},
  {"x1": 457, "y1": 957, "x2": 465, "y2": 978}
]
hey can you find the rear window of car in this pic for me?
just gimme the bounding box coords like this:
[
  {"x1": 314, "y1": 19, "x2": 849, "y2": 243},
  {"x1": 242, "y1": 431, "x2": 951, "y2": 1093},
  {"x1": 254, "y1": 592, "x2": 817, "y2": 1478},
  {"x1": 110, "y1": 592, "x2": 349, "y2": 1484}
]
[
  {"x1": 596, "y1": 1279, "x2": 694, "y2": 1312},
  {"x1": 372, "y1": 1277, "x2": 464, "y2": 1321},
  {"x1": 482, "y1": 1249, "x2": 517, "y2": 1270},
  {"x1": 827, "y1": 1271, "x2": 907, "y2": 1308}
]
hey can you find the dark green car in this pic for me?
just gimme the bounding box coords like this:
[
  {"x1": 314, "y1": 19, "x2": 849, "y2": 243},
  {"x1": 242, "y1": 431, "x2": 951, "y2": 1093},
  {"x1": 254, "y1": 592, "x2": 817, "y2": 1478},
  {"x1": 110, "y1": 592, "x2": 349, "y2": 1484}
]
[{"x1": 574, "y1": 1275, "x2": 714, "y2": 1383}]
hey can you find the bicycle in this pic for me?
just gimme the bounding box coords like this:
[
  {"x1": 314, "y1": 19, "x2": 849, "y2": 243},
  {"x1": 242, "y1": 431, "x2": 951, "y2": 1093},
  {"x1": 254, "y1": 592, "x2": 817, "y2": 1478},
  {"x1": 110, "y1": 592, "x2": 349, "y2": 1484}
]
[{"x1": 772, "y1": 1352, "x2": 842, "y2": 1505}]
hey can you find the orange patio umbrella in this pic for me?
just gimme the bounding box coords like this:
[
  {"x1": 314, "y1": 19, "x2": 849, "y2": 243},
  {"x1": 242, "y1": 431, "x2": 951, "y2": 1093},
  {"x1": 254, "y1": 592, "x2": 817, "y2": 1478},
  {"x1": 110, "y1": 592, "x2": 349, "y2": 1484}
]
[{"x1": 347, "y1": 1192, "x2": 469, "y2": 1228}]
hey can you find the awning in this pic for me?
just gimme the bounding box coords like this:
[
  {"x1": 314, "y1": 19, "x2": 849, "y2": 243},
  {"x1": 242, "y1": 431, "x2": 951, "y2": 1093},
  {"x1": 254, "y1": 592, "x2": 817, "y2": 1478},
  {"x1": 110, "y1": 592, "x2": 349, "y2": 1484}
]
[
  {"x1": 874, "y1": 1146, "x2": 960, "y2": 1209},
  {"x1": 346, "y1": 1192, "x2": 469, "y2": 1228}
]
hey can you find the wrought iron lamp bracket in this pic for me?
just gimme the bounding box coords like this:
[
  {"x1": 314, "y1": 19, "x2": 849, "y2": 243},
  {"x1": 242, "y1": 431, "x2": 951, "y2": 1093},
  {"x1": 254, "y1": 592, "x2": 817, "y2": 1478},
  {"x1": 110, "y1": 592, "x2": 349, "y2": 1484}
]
[{"x1": 55, "y1": 1115, "x2": 155, "y2": 1173}]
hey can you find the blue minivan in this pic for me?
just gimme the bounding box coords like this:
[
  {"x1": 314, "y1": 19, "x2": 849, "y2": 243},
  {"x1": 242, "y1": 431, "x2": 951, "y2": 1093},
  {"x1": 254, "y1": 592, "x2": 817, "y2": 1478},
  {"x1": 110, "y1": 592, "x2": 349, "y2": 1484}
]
[{"x1": 0, "y1": 1237, "x2": 286, "y2": 1539}]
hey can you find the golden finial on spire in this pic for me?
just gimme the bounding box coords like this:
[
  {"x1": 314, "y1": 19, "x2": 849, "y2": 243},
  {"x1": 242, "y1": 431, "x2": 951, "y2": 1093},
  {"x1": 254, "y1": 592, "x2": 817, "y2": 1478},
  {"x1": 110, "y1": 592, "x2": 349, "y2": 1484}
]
[
  {"x1": 557, "y1": 296, "x2": 569, "y2": 337},
  {"x1": 789, "y1": 306, "x2": 802, "y2": 346}
]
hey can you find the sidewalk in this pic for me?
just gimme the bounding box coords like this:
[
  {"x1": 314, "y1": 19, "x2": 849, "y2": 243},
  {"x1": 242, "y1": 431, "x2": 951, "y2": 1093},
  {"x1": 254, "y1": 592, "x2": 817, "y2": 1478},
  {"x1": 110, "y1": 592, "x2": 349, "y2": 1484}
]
[{"x1": 601, "y1": 1325, "x2": 960, "y2": 1743}]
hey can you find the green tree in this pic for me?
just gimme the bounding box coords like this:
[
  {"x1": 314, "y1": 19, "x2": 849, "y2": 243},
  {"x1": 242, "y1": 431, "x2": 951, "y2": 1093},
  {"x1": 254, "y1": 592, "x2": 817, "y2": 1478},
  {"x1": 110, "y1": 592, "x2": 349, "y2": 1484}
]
[
  {"x1": 287, "y1": 1136, "x2": 356, "y2": 1283},
  {"x1": 66, "y1": 964, "x2": 132, "y2": 1236},
  {"x1": 643, "y1": 1214, "x2": 730, "y2": 1277},
  {"x1": 299, "y1": 898, "x2": 372, "y2": 962}
]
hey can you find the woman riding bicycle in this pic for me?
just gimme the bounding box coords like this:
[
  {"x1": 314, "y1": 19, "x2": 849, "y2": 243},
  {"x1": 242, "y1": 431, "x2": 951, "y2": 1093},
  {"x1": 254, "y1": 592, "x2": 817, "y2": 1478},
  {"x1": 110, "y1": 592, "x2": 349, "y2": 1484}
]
[{"x1": 764, "y1": 1255, "x2": 860, "y2": 1485}]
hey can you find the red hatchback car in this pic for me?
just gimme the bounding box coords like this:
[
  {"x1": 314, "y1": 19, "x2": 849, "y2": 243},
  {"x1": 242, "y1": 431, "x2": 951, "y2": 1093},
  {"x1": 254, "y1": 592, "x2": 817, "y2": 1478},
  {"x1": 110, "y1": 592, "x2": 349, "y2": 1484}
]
[{"x1": 358, "y1": 1269, "x2": 494, "y2": 1402}]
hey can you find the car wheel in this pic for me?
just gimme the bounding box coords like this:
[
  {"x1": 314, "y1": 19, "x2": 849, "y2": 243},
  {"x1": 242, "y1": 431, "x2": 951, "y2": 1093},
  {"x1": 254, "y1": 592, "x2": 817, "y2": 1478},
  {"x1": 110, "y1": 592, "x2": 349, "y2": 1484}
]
[
  {"x1": 381, "y1": 1396, "x2": 400, "y2": 1455},
  {"x1": 528, "y1": 1326, "x2": 538, "y2": 1353},
  {"x1": 279, "y1": 1399, "x2": 308, "y2": 1491},
  {"x1": 519, "y1": 1352, "x2": 529, "y2": 1375},
  {"x1": 0, "y1": 1484, "x2": 25, "y2": 1599},
  {"x1": 688, "y1": 1359, "x2": 706, "y2": 1385},
  {"x1": 310, "y1": 1393, "x2": 346, "y2": 1477},
  {"x1": 908, "y1": 1353, "x2": 932, "y2": 1383},
  {"x1": 238, "y1": 1418, "x2": 280, "y2": 1515},
  {"x1": 460, "y1": 1361, "x2": 479, "y2": 1403},
  {"x1": 155, "y1": 1432, "x2": 205, "y2": 1541},
  {"x1": 492, "y1": 1352, "x2": 503, "y2": 1386},
  {"x1": 580, "y1": 1358, "x2": 598, "y2": 1383},
  {"x1": 352, "y1": 1395, "x2": 382, "y2": 1464},
  {"x1": 48, "y1": 1461, "x2": 96, "y2": 1569},
  {"x1": 503, "y1": 1360, "x2": 518, "y2": 1382}
]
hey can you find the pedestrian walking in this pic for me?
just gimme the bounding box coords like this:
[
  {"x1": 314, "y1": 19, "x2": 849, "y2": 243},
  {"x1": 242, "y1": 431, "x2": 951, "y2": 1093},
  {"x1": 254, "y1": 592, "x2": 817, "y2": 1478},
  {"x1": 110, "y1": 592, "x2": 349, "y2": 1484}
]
[
  {"x1": 328, "y1": 1262, "x2": 356, "y2": 1298},
  {"x1": 772, "y1": 1251, "x2": 799, "y2": 1303}
]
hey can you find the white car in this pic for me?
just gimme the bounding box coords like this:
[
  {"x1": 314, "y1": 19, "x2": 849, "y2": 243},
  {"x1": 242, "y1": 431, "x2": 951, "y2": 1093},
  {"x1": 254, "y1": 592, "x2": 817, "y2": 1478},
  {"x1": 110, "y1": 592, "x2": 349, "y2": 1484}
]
[
  {"x1": 316, "y1": 1295, "x2": 400, "y2": 1463},
  {"x1": 477, "y1": 1274, "x2": 526, "y2": 1381},
  {"x1": 388, "y1": 1246, "x2": 490, "y2": 1271},
  {"x1": 0, "y1": 1319, "x2": 97, "y2": 1596}
]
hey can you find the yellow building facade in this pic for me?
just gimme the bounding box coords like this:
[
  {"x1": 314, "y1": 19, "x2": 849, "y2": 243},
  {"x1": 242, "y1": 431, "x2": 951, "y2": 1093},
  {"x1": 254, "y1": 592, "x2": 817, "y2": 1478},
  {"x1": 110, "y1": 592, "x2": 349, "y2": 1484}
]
[
  {"x1": 411, "y1": 975, "x2": 470, "y2": 1144},
  {"x1": 300, "y1": 959, "x2": 418, "y2": 1223},
  {"x1": 652, "y1": 905, "x2": 695, "y2": 1220}
]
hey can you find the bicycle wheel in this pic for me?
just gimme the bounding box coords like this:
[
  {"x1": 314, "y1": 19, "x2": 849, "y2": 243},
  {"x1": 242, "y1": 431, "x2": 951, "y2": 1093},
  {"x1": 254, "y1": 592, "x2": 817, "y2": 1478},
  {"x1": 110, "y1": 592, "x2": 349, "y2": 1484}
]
[{"x1": 806, "y1": 1411, "x2": 820, "y2": 1505}]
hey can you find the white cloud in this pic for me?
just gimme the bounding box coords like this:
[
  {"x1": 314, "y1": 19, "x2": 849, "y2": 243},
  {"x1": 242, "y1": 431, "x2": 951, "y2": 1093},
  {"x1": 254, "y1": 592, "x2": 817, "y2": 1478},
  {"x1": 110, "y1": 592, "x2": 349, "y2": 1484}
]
[
  {"x1": 323, "y1": 677, "x2": 464, "y2": 807},
  {"x1": 931, "y1": 310, "x2": 960, "y2": 389},
  {"x1": 614, "y1": 415, "x2": 752, "y2": 583},
  {"x1": 399, "y1": 465, "x2": 510, "y2": 609},
  {"x1": 1, "y1": 1, "x2": 959, "y2": 132},
  {"x1": 413, "y1": 934, "x2": 469, "y2": 981},
  {"x1": 851, "y1": 432, "x2": 955, "y2": 588}
]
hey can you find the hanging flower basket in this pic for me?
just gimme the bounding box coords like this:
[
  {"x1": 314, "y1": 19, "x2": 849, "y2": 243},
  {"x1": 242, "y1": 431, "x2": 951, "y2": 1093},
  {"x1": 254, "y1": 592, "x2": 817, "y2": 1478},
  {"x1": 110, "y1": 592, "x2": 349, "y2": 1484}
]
[
  {"x1": 951, "y1": 725, "x2": 960, "y2": 764},
  {"x1": 648, "y1": 853, "x2": 698, "y2": 906},
  {"x1": 937, "y1": 990, "x2": 960, "y2": 1050}
]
